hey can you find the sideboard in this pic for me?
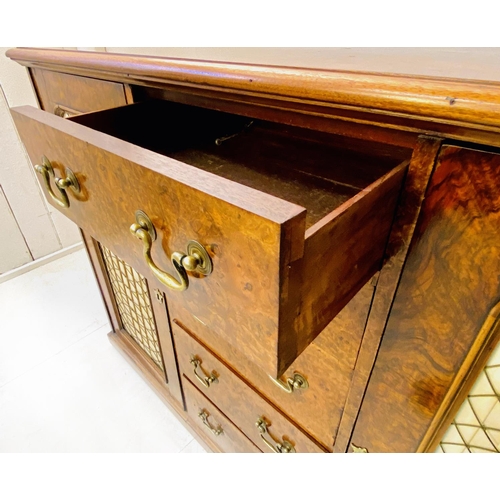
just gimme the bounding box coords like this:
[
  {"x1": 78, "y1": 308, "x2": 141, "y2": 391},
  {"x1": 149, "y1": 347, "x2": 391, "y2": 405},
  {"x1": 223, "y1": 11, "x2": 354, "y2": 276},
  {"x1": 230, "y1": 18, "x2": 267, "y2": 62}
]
[{"x1": 7, "y1": 48, "x2": 500, "y2": 453}]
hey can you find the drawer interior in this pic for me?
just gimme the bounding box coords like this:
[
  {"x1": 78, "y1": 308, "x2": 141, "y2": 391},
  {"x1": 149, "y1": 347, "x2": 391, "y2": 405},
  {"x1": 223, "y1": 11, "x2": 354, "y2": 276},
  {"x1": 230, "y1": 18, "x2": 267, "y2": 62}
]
[{"x1": 72, "y1": 100, "x2": 409, "y2": 230}]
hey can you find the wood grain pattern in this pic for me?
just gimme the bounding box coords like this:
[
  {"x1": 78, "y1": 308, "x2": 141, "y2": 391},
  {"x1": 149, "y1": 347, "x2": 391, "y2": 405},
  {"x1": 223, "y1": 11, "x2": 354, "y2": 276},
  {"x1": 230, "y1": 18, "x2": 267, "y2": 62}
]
[
  {"x1": 294, "y1": 161, "x2": 406, "y2": 359},
  {"x1": 30, "y1": 68, "x2": 127, "y2": 115},
  {"x1": 8, "y1": 48, "x2": 500, "y2": 132},
  {"x1": 11, "y1": 103, "x2": 403, "y2": 377},
  {"x1": 349, "y1": 146, "x2": 500, "y2": 452},
  {"x1": 171, "y1": 280, "x2": 374, "y2": 451},
  {"x1": 420, "y1": 300, "x2": 500, "y2": 452},
  {"x1": 333, "y1": 136, "x2": 443, "y2": 452},
  {"x1": 172, "y1": 323, "x2": 326, "y2": 453},
  {"x1": 183, "y1": 377, "x2": 261, "y2": 453},
  {"x1": 11, "y1": 104, "x2": 303, "y2": 378}
]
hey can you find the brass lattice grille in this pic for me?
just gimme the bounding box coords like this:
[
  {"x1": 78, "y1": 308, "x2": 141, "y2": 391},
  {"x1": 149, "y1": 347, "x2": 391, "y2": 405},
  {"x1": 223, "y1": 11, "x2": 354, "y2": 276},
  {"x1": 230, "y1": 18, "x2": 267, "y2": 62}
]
[
  {"x1": 99, "y1": 244, "x2": 164, "y2": 371},
  {"x1": 436, "y1": 343, "x2": 500, "y2": 453}
]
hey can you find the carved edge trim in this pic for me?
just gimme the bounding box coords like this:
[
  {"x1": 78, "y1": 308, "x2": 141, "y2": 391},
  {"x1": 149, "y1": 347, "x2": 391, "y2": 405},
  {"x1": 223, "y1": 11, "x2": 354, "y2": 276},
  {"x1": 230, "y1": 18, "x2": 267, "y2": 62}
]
[{"x1": 7, "y1": 48, "x2": 500, "y2": 131}]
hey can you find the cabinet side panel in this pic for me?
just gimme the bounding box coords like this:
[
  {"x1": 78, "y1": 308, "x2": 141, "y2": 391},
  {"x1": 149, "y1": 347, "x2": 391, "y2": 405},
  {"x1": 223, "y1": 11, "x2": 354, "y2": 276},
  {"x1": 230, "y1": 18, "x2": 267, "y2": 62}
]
[{"x1": 350, "y1": 145, "x2": 500, "y2": 452}]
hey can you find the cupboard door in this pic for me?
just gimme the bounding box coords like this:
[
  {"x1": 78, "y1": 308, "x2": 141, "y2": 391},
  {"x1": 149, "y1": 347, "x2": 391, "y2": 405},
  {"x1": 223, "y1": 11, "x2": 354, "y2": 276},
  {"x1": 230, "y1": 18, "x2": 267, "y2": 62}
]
[{"x1": 349, "y1": 146, "x2": 500, "y2": 453}]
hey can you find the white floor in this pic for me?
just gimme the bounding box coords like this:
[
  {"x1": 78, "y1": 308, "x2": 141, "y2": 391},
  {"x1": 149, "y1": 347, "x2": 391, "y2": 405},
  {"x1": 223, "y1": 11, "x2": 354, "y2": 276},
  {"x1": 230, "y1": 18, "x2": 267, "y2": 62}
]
[{"x1": 0, "y1": 249, "x2": 206, "y2": 453}]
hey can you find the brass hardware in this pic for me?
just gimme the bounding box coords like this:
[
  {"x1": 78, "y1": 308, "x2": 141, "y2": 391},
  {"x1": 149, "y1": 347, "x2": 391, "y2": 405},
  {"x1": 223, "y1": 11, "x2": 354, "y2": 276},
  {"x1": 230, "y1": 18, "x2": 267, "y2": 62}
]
[
  {"x1": 255, "y1": 417, "x2": 295, "y2": 453},
  {"x1": 130, "y1": 210, "x2": 213, "y2": 291},
  {"x1": 215, "y1": 120, "x2": 254, "y2": 145},
  {"x1": 351, "y1": 444, "x2": 368, "y2": 453},
  {"x1": 154, "y1": 289, "x2": 164, "y2": 303},
  {"x1": 198, "y1": 410, "x2": 223, "y2": 436},
  {"x1": 269, "y1": 372, "x2": 309, "y2": 394},
  {"x1": 35, "y1": 156, "x2": 80, "y2": 208},
  {"x1": 190, "y1": 356, "x2": 218, "y2": 388},
  {"x1": 54, "y1": 105, "x2": 74, "y2": 118}
]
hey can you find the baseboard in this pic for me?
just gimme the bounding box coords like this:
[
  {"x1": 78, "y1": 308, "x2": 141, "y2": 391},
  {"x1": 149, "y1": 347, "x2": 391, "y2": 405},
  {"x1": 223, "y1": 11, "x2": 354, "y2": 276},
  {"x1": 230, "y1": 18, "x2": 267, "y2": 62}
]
[{"x1": 0, "y1": 241, "x2": 84, "y2": 284}]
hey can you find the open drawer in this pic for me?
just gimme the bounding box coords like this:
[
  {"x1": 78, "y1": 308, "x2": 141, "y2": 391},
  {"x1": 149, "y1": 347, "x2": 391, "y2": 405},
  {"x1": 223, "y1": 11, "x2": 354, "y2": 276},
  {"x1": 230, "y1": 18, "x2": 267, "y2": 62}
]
[{"x1": 11, "y1": 100, "x2": 408, "y2": 376}]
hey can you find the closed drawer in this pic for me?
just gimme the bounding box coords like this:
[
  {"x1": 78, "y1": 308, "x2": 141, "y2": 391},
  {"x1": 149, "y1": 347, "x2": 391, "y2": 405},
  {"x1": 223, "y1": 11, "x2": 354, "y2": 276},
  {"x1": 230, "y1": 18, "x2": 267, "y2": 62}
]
[
  {"x1": 11, "y1": 100, "x2": 407, "y2": 377},
  {"x1": 31, "y1": 68, "x2": 128, "y2": 116},
  {"x1": 173, "y1": 323, "x2": 326, "y2": 453},
  {"x1": 173, "y1": 279, "x2": 374, "y2": 451},
  {"x1": 184, "y1": 376, "x2": 260, "y2": 453}
]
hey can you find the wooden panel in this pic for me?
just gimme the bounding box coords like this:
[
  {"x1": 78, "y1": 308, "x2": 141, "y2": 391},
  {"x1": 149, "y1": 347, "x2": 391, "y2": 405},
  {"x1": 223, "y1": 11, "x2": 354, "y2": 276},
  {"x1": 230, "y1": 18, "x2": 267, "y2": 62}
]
[
  {"x1": 333, "y1": 136, "x2": 443, "y2": 452},
  {"x1": 11, "y1": 102, "x2": 406, "y2": 376},
  {"x1": 148, "y1": 287, "x2": 183, "y2": 405},
  {"x1": 183, "y1": 377, "x2": 261, "y2": 453},
  {"x1": 172, "y1": 323, "x2": 326, "y2": 453},
  {"x1": 350, "y1": 145, "x2": 500, "y2": 453},
  {"x1": 172, "y1": 280, "x2": 374, "y2": 451},
  {"x1": 31, "y1": 68, "x2": 127, "y2": 115},
  {"x1": 10, "y1": 104, "x2": 306, "y2": 378},
  {"x1": 9, "y1": 48, "x2": 500, "y2": 131},
  {"x1": 293, "y1": 162, "x2": 406, "y2": 359}
]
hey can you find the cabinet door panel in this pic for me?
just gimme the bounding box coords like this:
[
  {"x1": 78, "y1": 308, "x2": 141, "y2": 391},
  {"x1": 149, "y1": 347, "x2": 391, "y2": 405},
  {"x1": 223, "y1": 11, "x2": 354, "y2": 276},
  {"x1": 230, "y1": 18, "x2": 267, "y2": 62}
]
[{"x1": 350, "y1": 146, "x2": 500, "y2": 453}]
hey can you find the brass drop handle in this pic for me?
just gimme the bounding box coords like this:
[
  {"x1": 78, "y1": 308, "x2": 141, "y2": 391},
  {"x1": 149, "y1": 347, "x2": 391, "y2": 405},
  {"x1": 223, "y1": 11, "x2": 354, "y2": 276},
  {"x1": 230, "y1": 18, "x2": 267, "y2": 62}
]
[
  {"x1": 198, "y1": 410, "x2": 223, "y2": 436},
  {"x1": 269, "y1": 372, "x2": 309, "y2": 394},
  {"x1": 35, "y1": 156, "x2": 80, "y2": 208},
  {"x1": 255, "y1": 417, "x2": 295, "y2": 453},
  {"x1": 190, "y1": 356, "x2": 218, "y2": 388},
  {"x1": 130, "y1": 210, "x2": 213, "y2": 291}
]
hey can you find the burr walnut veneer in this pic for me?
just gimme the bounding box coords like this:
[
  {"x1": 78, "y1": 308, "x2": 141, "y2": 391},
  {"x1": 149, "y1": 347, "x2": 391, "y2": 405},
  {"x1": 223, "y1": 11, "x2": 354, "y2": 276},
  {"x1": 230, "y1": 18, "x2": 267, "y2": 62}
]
[{"x1": 7, "y1": 48, "x2": 500, "y2": 453}]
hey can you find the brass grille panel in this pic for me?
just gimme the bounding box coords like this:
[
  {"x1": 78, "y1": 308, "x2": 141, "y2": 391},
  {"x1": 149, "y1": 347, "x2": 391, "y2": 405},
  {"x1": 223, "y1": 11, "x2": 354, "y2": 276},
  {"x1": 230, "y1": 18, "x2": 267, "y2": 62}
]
[
  {"x1": 436, "y1": 343, "x2": 500, "y2": 453},
  {"x1": 100, "y1": 244, "x2": 164, "y2": 371}
]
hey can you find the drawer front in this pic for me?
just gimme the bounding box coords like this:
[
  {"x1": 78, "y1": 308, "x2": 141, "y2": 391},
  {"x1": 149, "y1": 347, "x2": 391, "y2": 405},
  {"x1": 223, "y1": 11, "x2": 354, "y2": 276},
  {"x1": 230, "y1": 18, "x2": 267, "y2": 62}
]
[
  {"x1": 173, "y1": 279, "x2": 375, "y2": 451},
  {"x1": 173, "y1": 323, "x2": 326, "y2": 453},
  {"x1": 184, "y1": 376, "x2": 261, "y2": 453},
  {"x1": 31, "y1": 68, "x2": 128, "y2": 116},
  {"x1": 11, "y1": 105, "x2": 304, "y2": 378},
  {"x1": 11, "y1": 102, "x2": 405, "y2": 379}
]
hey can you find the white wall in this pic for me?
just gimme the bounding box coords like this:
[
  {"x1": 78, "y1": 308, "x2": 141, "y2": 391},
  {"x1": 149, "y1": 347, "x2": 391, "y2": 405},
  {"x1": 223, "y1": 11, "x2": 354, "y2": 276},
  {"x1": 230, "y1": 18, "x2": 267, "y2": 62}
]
[{"x1": 0, "y1": 48, "x2": 81, "y2": 275}]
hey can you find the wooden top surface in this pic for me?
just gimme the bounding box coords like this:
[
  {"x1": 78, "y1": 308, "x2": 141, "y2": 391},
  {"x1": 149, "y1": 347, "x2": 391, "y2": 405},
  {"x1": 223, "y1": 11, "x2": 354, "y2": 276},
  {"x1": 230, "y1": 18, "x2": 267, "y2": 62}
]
[
  {"x1": 7, "y1": 47, "x2": 500, "y2": 131},
  {"x1": 103, "y1": 47, "x2": 500, "y2": 83}
]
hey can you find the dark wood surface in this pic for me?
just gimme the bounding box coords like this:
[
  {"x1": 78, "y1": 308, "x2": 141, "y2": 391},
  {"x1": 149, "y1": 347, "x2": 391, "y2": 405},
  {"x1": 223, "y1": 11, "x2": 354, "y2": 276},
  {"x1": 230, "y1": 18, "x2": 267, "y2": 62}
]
[
  {"x1": 172, "y1": 323, "x2": 326, "y2": 453},
  {"x1": 294, "y1": 161, "x2": 407, "y2": 360},
  {"x1": 147, "y1": 285, "x2": 183, "y2": 405},
  {"x1": 349, "y1": 146, "x2": 500, "y2": 452},
  {"x1": 183, "y1": 377, "x2": 261, "y2": 453},
  {"x1": 10, "y1": 49, "x2": 500, "y2": 453},
  {"x1": 171, "y1": 281, "x2": 374, "y2": 451},
  {"x1": 10, "y1": 104, "x2": 304, "y2": 378},
  {"x1": 421, "y1": 300, "x2": 500, "y2": 452},
  {"x1": 11, "y1": 102, "x2": 404, "y2": 377},
  {"x1": 30, "y1": 68, "x2": 128, "y2": 115},
  {"x1": 8, "y1": 48, "x2": 500, "y2": 133},
  {"x1": 333, "y1": 136, "x2": 443, "y2": 452}
]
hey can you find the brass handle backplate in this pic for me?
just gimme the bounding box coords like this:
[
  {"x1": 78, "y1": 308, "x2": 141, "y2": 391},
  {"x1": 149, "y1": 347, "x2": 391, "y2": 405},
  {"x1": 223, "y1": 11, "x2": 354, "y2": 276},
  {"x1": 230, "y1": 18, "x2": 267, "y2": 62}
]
[
  {"x1": 256, "y1": 417, "x2": 295, "y2": 453},
  {"x1": 191, "y1": 356, "x2": 218, "y2": 388},
  {"x1": 351, "y1": 444, "x2": 369, "y2": 453},
  {"x1": 269, "y1": 372, "x2": 309, "y2": 394},
  {"x1": 130, "y1": 210, "x2": 213, "y2": 291},
  {"x1": 35, "y1": 156, "x2": 80, "y2": 208},
  {"x1": 198, "y1": 410, "x2": 223, "y2": 436}
]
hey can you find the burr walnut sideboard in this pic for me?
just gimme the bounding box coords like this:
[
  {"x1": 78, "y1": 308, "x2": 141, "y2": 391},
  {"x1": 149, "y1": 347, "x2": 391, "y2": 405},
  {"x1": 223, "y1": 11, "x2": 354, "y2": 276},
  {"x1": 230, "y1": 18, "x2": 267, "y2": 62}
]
[{"x1": 7, "y1": 48, "x2": 500, "y2": 453}]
